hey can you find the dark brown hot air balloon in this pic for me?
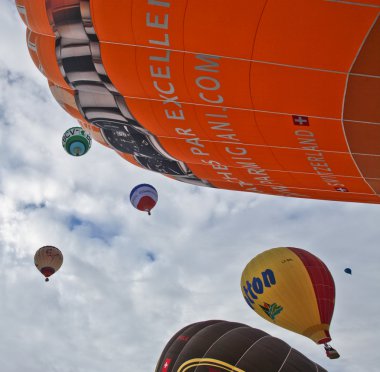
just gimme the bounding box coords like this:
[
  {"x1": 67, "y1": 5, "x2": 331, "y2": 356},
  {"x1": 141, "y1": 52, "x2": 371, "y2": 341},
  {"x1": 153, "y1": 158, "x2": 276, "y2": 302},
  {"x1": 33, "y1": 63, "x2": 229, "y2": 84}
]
[
  {"x1": 34, "y1": 246, "x2": 63, "y2": 282},
  {"x1": 155, "y1": 320, "x2": 327, "y2": 372}
]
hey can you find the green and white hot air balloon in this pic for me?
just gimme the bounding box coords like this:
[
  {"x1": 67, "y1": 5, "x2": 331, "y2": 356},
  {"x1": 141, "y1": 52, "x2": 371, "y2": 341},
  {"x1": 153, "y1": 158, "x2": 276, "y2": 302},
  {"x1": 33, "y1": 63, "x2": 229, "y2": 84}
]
[{"x1": 62, "y1": 127, "x2": 92, "y2": 156}]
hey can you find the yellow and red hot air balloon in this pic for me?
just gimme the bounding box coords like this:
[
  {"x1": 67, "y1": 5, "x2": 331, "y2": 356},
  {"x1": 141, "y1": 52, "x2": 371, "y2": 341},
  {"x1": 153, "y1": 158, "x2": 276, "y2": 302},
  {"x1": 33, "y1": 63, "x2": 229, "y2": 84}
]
[
  {"x1": 15, "y1": 0, "x2": 380, "y2": 204},
  {"x1": 34, "y1": 246, "x2": 63, "y2": 282},
  {"x1": 241, "y1": 247, "x2": 339, "y2": 359}
]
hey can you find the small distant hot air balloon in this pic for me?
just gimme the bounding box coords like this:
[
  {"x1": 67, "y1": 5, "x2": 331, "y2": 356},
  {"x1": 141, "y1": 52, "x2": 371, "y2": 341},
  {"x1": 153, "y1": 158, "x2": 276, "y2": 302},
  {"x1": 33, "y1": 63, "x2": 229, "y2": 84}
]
[
  {"x1": 130, "y1": 184, "x2": 158, "y2": 216},
  {"x1": 156, "y1": 320, "x2": 327, "y2": 372},
  {"x1": 34, "y1": 246, "x2": 63, "y2": 282},
  {"x1": 62, "y1": 127, "x2": 92, "y2": 156},
  {"x1": 344, "y1": 268, "x2": 352, "y2": 275},
  {"x1": 241, "y1": 247, "x2": 339, "y2": 359}
]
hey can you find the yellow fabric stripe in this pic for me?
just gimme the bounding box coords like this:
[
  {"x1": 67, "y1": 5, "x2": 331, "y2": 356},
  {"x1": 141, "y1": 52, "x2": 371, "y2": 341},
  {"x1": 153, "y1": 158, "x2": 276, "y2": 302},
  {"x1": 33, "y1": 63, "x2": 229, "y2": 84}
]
[
  {"x1": 302, "y1": 323, "x2": 330, "y2": 343},
  {"x1": 178, "y1": 358, "x2": 245, "y2": 372}
]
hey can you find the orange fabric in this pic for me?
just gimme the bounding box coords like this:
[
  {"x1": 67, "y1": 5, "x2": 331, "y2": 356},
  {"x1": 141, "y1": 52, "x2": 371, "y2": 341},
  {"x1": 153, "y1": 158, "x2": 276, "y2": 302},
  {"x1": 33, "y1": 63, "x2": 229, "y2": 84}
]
[{"x1": 17, "y1": 0, "x2": 380, "y2": 203}]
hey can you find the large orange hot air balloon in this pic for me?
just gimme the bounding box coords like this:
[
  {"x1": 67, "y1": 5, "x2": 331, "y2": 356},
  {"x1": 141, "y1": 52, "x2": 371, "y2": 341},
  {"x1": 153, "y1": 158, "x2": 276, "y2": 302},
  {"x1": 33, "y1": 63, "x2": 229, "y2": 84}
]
[
  {"x1": 156, "y1": 320, "x2": 327, "y2": 372},
  {"x1": 34, "y1": 245, "x2": 63, "y2": 282},
  {"x1": 241, "y1": 247, "x2": 339, "y2": 359},
  {"x1": 16, "y1": 0, "x2": 380, "y2": 203}
]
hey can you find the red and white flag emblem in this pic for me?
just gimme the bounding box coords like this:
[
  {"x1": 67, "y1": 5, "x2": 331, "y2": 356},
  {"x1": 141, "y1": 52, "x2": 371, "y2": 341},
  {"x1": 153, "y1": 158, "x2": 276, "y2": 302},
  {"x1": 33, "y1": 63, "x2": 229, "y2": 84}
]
[
  {"x1": 162, "y1": 358, "x2": 171, "y2": 372},
  {"x1": 292, "y1": 115, "x2": 309, "y2": 126}
]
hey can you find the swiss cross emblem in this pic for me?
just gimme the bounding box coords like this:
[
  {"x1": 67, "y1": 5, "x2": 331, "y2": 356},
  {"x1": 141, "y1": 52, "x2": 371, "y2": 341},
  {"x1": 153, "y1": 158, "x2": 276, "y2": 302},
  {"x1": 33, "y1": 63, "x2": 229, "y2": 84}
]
[
  {"x1": 292, "y1": 115, "x2": 309, "y2": 126},
  {"x1": 335, "y1": 186, "x2": 349, "y2": 192},
  {"x1": 162, "y1": 358, "x2": 171, "y2": 372}
]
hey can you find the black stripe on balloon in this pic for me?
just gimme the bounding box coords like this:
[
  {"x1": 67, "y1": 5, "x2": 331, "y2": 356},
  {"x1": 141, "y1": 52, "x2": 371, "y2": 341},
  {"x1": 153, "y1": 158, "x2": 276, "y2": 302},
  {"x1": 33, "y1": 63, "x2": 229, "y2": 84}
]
[{"x1": 44, "y1": 0, "x2": 209, "y2": 186}]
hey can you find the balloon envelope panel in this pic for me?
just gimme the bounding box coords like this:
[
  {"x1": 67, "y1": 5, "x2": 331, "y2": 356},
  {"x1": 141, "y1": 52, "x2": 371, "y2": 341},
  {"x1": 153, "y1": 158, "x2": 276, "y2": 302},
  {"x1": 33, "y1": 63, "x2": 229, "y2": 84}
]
[
  {"x1": 16, "y1": 0, "x2": 380, "y2": 203},
  {"x1": 155, "y1": 320, "x2": 327, "y2": 372},
  {"x1": 241, "y1": 247, "x2": 335, "y2": 344}
]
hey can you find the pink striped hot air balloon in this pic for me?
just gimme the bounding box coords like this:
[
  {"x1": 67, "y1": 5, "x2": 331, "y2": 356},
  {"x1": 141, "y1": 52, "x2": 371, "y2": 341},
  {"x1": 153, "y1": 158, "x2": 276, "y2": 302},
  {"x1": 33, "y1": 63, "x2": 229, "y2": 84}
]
[{"x1": 130, "y1": 184, "x2": 158, "y2": 216}]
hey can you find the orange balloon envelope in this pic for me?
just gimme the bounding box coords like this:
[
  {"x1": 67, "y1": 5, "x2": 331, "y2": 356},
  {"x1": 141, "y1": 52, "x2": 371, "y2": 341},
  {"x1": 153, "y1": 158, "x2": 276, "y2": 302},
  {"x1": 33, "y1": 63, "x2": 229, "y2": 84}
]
[
  {"x1": 34, "y1": 245, "x2": 63, "y2": 282},
  {"x1": 16, "y1": 0, "x2": 380, "y2": 203},
  {"x1": 241, "y1": 247, "x2": 337, "y2": 354}
]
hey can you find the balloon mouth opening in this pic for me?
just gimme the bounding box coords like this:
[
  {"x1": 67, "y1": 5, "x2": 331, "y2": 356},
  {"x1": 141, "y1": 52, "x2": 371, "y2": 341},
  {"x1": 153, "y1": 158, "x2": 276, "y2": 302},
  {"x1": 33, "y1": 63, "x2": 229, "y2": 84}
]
[
  {"x1": 69, "y1": 142, "x2": 86, "y2": 156},
  {"x1": 317, "y1": 336, "x2": 332, "y2": 345},
  {"x1": 40, "y1": 267, "x2": 55, "y2": 279}
]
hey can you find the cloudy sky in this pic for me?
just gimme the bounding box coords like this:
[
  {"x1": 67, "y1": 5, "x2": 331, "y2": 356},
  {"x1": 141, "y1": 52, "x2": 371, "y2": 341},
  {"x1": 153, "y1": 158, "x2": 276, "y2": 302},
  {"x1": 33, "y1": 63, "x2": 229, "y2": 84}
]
[{"x1": 1, "y1": 1, "x2": 380, "y2": 371}]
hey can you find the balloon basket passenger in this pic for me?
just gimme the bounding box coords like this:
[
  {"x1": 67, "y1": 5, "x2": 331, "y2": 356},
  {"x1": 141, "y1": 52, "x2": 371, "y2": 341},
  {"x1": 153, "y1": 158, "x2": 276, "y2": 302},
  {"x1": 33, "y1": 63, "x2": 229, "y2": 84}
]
[{"x1": 324, "y1": 344, "x2": 340, "y2": 359}]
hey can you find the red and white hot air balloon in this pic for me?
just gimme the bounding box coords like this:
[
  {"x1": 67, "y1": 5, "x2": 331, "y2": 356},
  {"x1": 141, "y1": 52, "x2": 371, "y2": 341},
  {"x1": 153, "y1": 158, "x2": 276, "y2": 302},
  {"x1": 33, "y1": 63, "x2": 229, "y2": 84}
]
[{"x1": 130, "y1": 184, "x2": 158, "y2": 216}]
